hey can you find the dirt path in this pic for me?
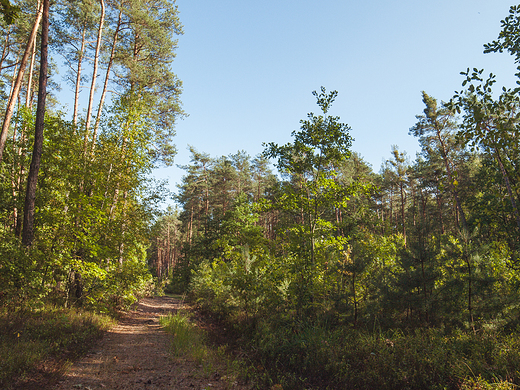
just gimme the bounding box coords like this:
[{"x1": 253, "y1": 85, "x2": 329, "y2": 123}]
[{"x1": 54, "y1": 296, "x2": 236, "y2": 390}]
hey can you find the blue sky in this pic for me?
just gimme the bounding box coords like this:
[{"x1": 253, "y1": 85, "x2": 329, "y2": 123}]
[{"x1": 155, "y1": 0, "x2": 519, "y2": 197}]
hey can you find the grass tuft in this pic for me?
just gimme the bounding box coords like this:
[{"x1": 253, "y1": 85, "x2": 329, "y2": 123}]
[
  {"x1": 160, "y1": 311, "x2": 205, "y2": 360},
  {"x1": 160, "y1": 311, "x2": 250, "y2": 387}
]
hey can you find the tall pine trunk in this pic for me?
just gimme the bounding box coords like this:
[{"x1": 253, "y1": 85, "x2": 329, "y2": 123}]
[
  {"x1": 73, "y1": 24, "x2": 87, "y2": 127},
  {"x1": 83, "y1": 0, "x2": 105, "y2": 154},
  {"x1": 91, "y1": 7, "x2": 123, "y2": 155},
  {"x1": 22, "y1": 0, "x2": 49, "y2": 246},
  {"x1": 0, "y1": 2, "x2": 43, "y2": 163}
]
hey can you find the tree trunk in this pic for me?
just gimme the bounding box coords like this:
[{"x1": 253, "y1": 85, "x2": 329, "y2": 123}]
[
  {"x1": 22, "y1": 0, "x2": 49, "y2": 246},
  {"x1": 83, "y1": 0, "x2": 105, "y2": 154},
  {"x1": 91, "y1": 7, "x2": 122, "y2": 155},
  {"x1": 0, "y1": 2, "x2": 43, "y2": 163},
  {"x1": 73, "y1": 23, "x2": 87, "y2": 127},
  {"x1": 13, "y1": 2, "x2": 40, "y2": 234},
  {"x1": 0, "y1": 24, "x2": 12, "y2": 73},
  {"x1": 400, "y1": 182, "x2": 406, "y2": 246},
  {"x1": 435, "y1": 124, "x2": 469, "y2": 233},
  {"x1": 25, "y1": 18, "x2": 38, "y2": 109}
]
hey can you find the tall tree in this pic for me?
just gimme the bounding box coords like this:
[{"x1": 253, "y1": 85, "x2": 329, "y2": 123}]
[
  {"x1": 21, "y1": 0, "x2": 48, "y2": 246},
  {"x1": 412, "y1": 92, "x2": 469, "y2": 233},
  {"x1": 263, "y1": 87, "x2": 356, "y2": 312},
  {"x1": 82, "y1": 0, "x2": 105, "y2": 153},
  {"x1": 0, "y1": 1, "x2": 42, "y2": 162}
]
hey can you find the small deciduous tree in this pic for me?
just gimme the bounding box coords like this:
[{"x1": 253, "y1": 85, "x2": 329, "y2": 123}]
[{"x1": 263, "y1": 87, "x2": 358, "y2": 313}]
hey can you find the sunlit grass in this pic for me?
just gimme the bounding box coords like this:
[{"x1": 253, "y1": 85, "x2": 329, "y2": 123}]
[
  {"x1": 160, "y1": 311, "x2": 205, "y2": 360},
  {"x1": 160, "y1": 311, "x2": 249, "y2": 386}
]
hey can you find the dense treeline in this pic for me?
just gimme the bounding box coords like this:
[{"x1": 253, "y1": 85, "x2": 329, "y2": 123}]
[
  {"x1": 0, "y1": 0, "x2": 183, "y2": 311},
  {"x1": 150, "y1": 6, "x2": 520, "y2": 388},
  {"x1": 3, "y1": 0, "x2": 520, "y2": 388},
  {"x1": 163, "y1": 94, "x2": 519, "y2": 329},
  {"x1": 162, "y1": 78, "x2": 520, "y2": 330}
]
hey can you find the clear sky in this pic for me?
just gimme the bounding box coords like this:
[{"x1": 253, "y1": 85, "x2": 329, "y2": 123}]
[{"x1": 154, "y1": 0, "x2": 520, "y2": 198}]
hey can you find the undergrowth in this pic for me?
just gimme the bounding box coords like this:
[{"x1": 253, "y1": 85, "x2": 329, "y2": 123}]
[
  {"x1": 160, "y1": 311, "x2": 250, "y2": 388},
  {"x1": 0, "y1": 306, "x2": 114, "y2": 389},
  {"x1": 246, "y1": 318, "x2": 520, "y2": 389}
]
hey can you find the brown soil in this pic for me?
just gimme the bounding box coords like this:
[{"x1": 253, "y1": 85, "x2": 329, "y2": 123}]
[{"x1": 53, "y1": 296, "x2": 245, "y2": 390}]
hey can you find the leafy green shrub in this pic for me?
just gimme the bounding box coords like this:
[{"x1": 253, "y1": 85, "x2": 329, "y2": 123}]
[{"x1": 0, "y1": 234, "x2": 49, "y2": 310}]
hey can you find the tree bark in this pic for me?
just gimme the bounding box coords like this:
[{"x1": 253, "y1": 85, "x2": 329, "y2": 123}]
[
  {"x1": 22, "y1": 0, "x2": 49, "y2": 246},
  {"x1": 0, "y1": 2, "x2": 43, "y2": 163},
  {"x1": 73, "y1": 24, "x2": 87, "y2": 127},
  {"x1": 91, "y1": 7, "x2": 123, "y2": 155},
  {"x1": 83, "y1": 0, "x2": 105, "y2": 153},
  {"x1": 0, "y1": 24, "x2": 12, "y2": 75}
]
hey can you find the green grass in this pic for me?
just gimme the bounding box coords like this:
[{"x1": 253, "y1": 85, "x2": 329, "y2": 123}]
[
  {"x1": 160, "y1": 311, "x2": 205, "y2": 360},
  {"x1": 160, "y1": 311, "x2": 250, "y2": 386},
  {"x1": 0, "y1": 306, "x2": 114, "y2": 389}
]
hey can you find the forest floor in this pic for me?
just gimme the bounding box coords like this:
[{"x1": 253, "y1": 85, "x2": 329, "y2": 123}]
[{"x1": 52, "y1": 296, "x2": 248, "y2": 390}]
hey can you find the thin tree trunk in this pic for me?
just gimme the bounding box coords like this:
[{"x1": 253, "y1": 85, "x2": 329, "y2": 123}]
[
  {"x1": 435, "y1": 125, "x2": 468, "y2": 233},
  {"x1": 435, "y1": 184, "x2": 445, "y2": 234},
  {"x1": 189, "y1": 206, "x2": 193, "y2": 245},
  {"x1": 0, "y1": 2, "x2": 43, "y2": 163},
  {"x1": 73, "y1": 24, "x2": 87, "y2": 127},
  {"x1": 421, "y1": 253, "x2": 429, "y2": 324},
  {"x1": 0, "y1": 25, "x2": 12, "y2": 75},
  {"x1": 83, "y1": 0, "x2": 105, "y2": 154},
  {"x1": 400, "y1": 182, "x2": 406, "y2": 246},
  {"x1": 7, "y1": 59, "x2": 18, "y2": 101},
  {"x1": 25, "y1": 19, "x2": 38, "y2": 109},
  {"x1": 352, "y1": 271, "x2": 358, "y2": 325},
  {"x1": 91, "y1": 8, "x2": 123, "y2": 155},
  {"x1": 13, "y1": 2, "x2": 40, "y2": 233},
  {"x1": 118, "y1": 191, "x2": 128, "y2": 267},
  {"x1": 22, "y1": 0, "x2": 49, "y2": 246},
  {"x1": 465, "y1": 254, "x2": 475, "y2": 334}
]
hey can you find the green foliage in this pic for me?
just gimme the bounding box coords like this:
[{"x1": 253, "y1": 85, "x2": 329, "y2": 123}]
[
  {"x1": 0, "y1": 94, "x2": 160, "y2": 312},
  {"x1": 264, "y1": 87, "x2": 352, "y2": 176},
  {"x1": 190, "y1": 246, "x2": 286, "y2": 321},
  {"x1": 0, "y1": 0, "x2": 19, "y2": 24},
  {"x1": 262, "y1": 87, "x2": 363, "y2": 315}
]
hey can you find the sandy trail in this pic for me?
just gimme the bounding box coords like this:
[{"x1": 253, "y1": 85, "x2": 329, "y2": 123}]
[{"x1": 54, "y1": 296, "x2": 231, "y2": 390}]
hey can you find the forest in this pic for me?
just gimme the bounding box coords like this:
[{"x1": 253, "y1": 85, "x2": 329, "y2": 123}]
[{"x1": 2, "y1": 0, "x2": 520, "y2": 389}]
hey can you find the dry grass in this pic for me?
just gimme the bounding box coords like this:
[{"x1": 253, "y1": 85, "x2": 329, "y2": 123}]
[{"x1": 0, "y1": 306, "x2": 114, "y2": 389}]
